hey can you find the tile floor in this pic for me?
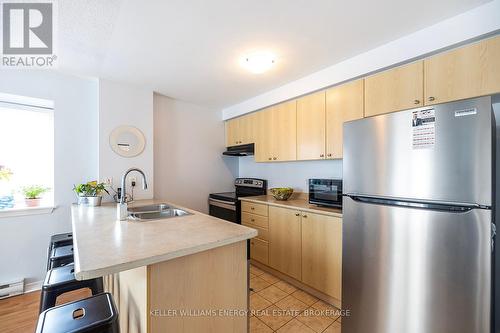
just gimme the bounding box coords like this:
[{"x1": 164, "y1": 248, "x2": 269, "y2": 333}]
[{"x1": 249, "y1": 265, "x2": 342, "y2": 333}]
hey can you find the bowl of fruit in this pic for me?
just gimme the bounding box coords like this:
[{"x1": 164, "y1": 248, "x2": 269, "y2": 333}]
[{"x1": 269, "y1": 187, "x2": 294, "y2": 201}]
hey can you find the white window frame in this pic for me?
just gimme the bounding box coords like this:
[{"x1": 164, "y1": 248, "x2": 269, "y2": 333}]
[{"x1": 0, "y1": 93, "x2": 56, "y2": 218}]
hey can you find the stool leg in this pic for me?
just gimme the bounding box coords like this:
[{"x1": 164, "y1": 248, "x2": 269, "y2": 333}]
[
  {"x1": 39, "y1": 289, "x2": 58, "y2": 313},
  {"x1": 46, "y1": 246, "x2": 51, "y2": 271},
  {"x1": 89, "y1": 277, "x2": 104, "y2": 295}
]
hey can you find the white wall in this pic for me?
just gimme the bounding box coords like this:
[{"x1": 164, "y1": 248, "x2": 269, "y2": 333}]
[
  {"x1": 154, "y1": 94, "x2": 238, "y2": 213},
  {"x1": 239, "y1": 156, "x2": 342, "y2": 193},
  {"x1": 0, "y1": 70, "x2": 98, "y2": 287},
  {"x1": 99, "y1": 80, "x2": 154, "y2": 200},
  {"x1": 223, "y1": 0, "x2": 500, "y2": 119}
]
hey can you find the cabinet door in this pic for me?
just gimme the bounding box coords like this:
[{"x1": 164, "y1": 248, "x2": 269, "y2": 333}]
[
  {"x1": 302, "y1": 213, "x2": 342, "y2": 300},
  {"x1": 424, "y1": 35, "x2": 500, "y2": 105},
  {"x1": 269, "y1": 206, "x2": 302, "y2": 280},
  {"x1": 271, "y1": 100, "x2": 297, "y2": 162},
  {"x1": 364, "y1": 61, "x2": 424, "y2": 117},
  {"x1": 250, "y1": 238, "x2": 269, "y2": 265},
  {"x1": 254, "y1": 108, "x2": 274, "y2": 162},
  {"x1": 239, "y1": 113, "x2": 256, "y2": 145},
  {"x1": 326, "y1": 80, "x2": 364, "y2": 159},
  {"x1": 297, "y1": 91, "x2": 326, "y2": 160},
  {"x1": 225, "y1": 118, "x2": 239, "y2": 147}
]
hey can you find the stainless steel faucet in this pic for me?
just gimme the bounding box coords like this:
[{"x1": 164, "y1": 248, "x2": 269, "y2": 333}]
[
  {"x1": 117, "y1": 167, "x2": 148, "y2": 220},
  {"x1": 120, "y1": 167, "x2": 148, "y2": 204}
]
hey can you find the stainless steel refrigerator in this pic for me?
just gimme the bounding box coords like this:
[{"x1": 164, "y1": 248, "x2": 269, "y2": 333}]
[{"x1": 342, "y1": 96, "x2": 495, "y2": 333}]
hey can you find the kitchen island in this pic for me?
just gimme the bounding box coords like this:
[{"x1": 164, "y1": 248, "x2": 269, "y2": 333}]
[{"x1": 71, "y1": 199, "x2": 257, "y2": 333}]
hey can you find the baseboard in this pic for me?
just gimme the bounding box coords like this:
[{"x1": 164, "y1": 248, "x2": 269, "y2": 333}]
[{"x1": 25, "y1": 280, "x2": 42, "y2": 293}]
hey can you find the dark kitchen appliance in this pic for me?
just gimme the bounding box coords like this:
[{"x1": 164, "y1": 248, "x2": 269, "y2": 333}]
[
  {"x1": 308, "y1": 178, "x2": 343, "y2": 208},
  {"x1": 208, "y1": 178, "x2": 267, "y2": 224},
  {"x1": 222, "y1": 143, "x2": 254, "y2": 156}
]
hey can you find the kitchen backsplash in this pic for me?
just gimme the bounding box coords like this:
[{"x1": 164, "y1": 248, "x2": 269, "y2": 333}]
[{"x1": 238, "y1": 156, "x2": 342, "y2": 192}]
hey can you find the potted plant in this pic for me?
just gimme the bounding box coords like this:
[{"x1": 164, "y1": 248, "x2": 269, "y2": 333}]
[
  {"x1": 21, "y1": 185, "x2": 50, "y2": 207},
  {"x1": 73, "y1": 181, "x2": 109, "y2": 206}
]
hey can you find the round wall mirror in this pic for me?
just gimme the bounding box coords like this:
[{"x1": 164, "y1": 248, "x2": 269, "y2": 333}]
[{"x1": 109, "y1": 126, "x2": 146, "y2": 157}]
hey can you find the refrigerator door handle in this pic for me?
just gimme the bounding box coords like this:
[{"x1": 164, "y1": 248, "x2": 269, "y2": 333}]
[
  {"x1": 344, "y1": 193, "x2": 486, "y2": 212},
  {"x1": 492, "y1": 223, "x2": 496, "y2": 253}
]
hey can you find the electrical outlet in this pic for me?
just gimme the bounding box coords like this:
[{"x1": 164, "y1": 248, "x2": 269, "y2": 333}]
[
  {"x1": 104, "y1": 177, "x2": 113, "y2": 186},
  {"x1": 130, "y1": 177, "x2": 136, "y2": 187}
]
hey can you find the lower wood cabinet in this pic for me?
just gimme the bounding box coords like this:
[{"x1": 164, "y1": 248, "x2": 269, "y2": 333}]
[
  {"x1": 301, "y1": 213, "x2": 342, "y2": 300},
  {"x1": 268, "y1": 206, "x2": 302, "y2": 280},
  {"x1": 252, "y1": 203, "x2": 342, "y2": 301},
  {"x1": 250, "y1": 238, "x2": 269, "y2": 265}
]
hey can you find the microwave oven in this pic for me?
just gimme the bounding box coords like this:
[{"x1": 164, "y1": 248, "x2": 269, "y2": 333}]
[{"x1": 308, "y1": 179, "x2": 342, "y2": 208}]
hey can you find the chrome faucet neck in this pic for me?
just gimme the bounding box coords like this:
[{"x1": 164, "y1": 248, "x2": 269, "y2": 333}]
[{"x1": 119, "y1": 167, "x2": 148, "y2": 204}]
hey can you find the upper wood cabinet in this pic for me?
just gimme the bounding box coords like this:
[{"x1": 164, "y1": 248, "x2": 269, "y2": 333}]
[
  {"x1": 224, "y1": 113, "x2": 256, "y2": 147},
  {"x1": 254, "y1": 107, "x2": 273, "y2": 162},
  {"x1": 268, "y1": 206, "x2": 302, "y2": 280},
  {"x1": 297, "y1": 91, "x2": 326, "y2": 160},
  {"x1": 255, "y1": 101, "x2": 297, "y2": 162},
  {"x1": 425, "y1": 35, "x2": 500, "y2": 105},
  {"x1": 364, "y1": 61, "x2": 424, "y2": 117},
  {"x1": 301, "y1": 213, "x2": 342, "y2": 300},
  {"x1": 225, "y1": 118, "x2": 239, "y2": 147},
  {"x1": 326, "y1": 80, "x2": 364, "y2": 159}
]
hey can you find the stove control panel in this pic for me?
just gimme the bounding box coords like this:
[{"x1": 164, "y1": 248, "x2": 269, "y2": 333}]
[{"x1": 235, "y1": 178, "x2": 266, "y2": 188}]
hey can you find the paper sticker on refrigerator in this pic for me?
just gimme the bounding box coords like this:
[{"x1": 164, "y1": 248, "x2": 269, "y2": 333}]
[{"x1": 412, "y1": 109, "x2": 435, "y2": 149}]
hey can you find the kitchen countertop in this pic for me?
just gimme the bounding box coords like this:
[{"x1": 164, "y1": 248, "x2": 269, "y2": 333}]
[
  {"x1": 240, "y1": 195, "x2": 343, "y2": 218},
  {"x1": 71, "y1": 199, "x2": 257, "y2": 280}
]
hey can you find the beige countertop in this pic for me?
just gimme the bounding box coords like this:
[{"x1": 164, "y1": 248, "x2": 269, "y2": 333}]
[
  {"x1": 240, "y1": 195, "x2": 343, "y2": 218},
  {"x1": 71, "y1": 199, "x2": 257, "y2": 280}
]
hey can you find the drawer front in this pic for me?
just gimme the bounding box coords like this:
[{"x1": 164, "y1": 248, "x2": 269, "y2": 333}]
[
  {"x1": 241, "y1": 201, "x2": 268, "y2": 216},
  {"x1": 250, "y1": 238, "x2": 269, "y2": 265},
  {"x1": 241, "y1": 212, "x2": 269, "y2": 229},
  {"x1": 242, "y1": 221, "x2": 269, "y2": 241}
]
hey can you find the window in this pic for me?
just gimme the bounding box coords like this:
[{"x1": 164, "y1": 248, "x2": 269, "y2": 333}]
[{"x1": 0, "y1": 93, "x2": 54, "y2": 211}]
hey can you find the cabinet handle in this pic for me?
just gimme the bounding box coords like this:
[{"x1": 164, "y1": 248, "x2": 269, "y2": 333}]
[
  {"x1": 251, "y1": 218, "x2": 255, "y2": 222},
  {"x1": 428, "y1": 96, "x2": 435, "y2": 102},
  {"x1": 327, "y1": 153, "x2": 332, "y2": 157},
  {"x1": 273, "y1": 157, "x2": 277, "y2": 160},
  {"x1": 295, "y1": 213, "x2": 300, "y2": 216},
  {"x1": 414, "y1": 100, "x2": 420, "y2": 105},
  {"x1": 251, "y1": 241, "x2": 254, "y2": 245},
  {"x1": 302, "y1": 214, "x2": 307, "y2": 218},
  {"x1": 250, "y1": 207, "x2": 255, "y2": 210},
  {"x1": 268, "y1": 157, "x2": 272, "y2": 160}
]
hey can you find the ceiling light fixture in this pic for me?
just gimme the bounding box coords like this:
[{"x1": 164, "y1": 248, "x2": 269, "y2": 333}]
[{"x1": 241, "y1": 52, "x2": 275, "y2": 74}]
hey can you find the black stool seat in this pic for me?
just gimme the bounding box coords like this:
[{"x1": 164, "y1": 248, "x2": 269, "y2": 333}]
[
  {"x1": 49, "y1": 232, "x2": 73, "y2": 249},
  {"x1": 36, "y1": 292, "x2": 119, "y2": 333},
  {"x1": 39, "y1": 264, "x2": 103, "y2": 313},
  {"x1": 46, "y1": 233, "x2": 74, "y2": 271},
  {"x1": 48, "y1": 244, "x2": 74, "y2": 270}
]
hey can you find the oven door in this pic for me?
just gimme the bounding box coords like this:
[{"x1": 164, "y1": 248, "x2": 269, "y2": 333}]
[
  {"x1": 208, "y1": 198, "x2": 238, "y2": 223},
  {"x1": 309, "y1": 179, "x2": 343, "y2": 207}
]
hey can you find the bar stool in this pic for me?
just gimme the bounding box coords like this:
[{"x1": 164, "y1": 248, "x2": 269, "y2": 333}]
[
  {"x1": 49, "y1": 232, "x2": 73, "y2": 250},
  {"x1": 36, "y1": 292, "x2": 119, "y2": 333},
  {"x1": 39, "y1": 263, "x2": 104, "y2": 313},
  {"x1": 47, "y1": 244, "x2": 74, "y2": 270}
]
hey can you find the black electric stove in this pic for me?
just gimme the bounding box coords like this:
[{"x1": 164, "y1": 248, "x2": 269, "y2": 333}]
[{"x1": 208, "y1": 178, "x2": 267, "y2": 224}]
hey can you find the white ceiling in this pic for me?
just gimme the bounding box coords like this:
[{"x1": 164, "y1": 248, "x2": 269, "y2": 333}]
[{"x1": 58, "y1": 0, "x2": 491, "y2": 109}]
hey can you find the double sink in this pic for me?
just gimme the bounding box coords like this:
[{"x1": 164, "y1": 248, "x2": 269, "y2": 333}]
[{"x1": 128, "y1": 203, "x2": 191, "y2": 221}]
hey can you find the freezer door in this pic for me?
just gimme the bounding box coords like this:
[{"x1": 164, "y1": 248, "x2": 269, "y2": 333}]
[
  {"x1": 343, "y1": 96, "x2": 492, "y2": 206},
  {"x1": 342, "y1": 196, "x2": 491, "y2": 333}
]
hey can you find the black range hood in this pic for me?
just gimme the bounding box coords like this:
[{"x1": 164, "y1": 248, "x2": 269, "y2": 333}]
[{"x1": 223, "y1": 143, "x2": 254, "y2": 156}]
